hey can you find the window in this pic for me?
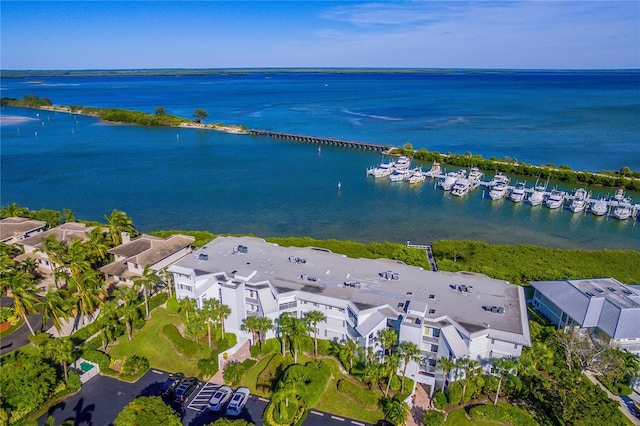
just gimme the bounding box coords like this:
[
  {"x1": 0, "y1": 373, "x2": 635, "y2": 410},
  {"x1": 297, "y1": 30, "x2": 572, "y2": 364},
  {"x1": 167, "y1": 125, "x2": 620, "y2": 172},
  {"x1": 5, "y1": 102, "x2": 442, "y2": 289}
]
[
  {"x1": 347, "y1": 307, "x2": 358, "y2": 327},
  {"x1": 178, "y1": 284, "x2": 193, "y2": 292},
  {"x1": 279, "y1": 301, "x2": 297, "y2": 310}
]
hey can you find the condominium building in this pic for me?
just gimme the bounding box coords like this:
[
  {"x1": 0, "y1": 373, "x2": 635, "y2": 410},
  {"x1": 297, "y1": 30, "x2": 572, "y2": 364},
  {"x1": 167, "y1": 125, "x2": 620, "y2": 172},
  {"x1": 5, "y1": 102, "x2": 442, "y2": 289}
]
[
  {"x1": 170, "y1": 236, "x2": 531, "y2": 392},
  {"x1": 532, "y1": 278, "x2": 640, "y2": 354}
]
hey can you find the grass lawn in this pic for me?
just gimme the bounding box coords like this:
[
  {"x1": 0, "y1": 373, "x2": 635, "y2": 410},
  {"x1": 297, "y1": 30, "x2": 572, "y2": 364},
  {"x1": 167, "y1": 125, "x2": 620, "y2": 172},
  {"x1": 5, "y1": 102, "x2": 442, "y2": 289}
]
[
  {"x1": 444, "y1": 408, "x2": 489, "y2": 425},
  {"x1": 444, "y1": 402, "x2": 538, "y2": 425},
  {"x1": 107, "y1": 307, "x2": 203, "y2": 377},
  {"x1": 238, "y1": 353, "x2": 275, "y2": 396}
]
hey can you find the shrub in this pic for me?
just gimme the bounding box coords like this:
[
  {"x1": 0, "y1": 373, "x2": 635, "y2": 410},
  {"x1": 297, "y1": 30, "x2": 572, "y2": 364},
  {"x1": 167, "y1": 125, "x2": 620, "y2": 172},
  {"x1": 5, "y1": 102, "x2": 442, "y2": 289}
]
[
  {"x1": 432, "y1": 390, "x2": 447, "y2": 409},
  {"x1": 256, "y1": 354, "x2": 293, "y2": 395},
  {"x1": 447, "y1": 381, "x2": 462, "y2": 406},
  {"x1": 336, "y1": 379, "x2": 378, "y2": 408},
  {"x1": 166, "y1": 296, "x2": 180, "y2": 314},
  {"x1": 423, "y1": 410, "x2": 445, "y2": 426},
  {"x1": 82, "y1": 350, "x2": 111, "y2": 371},
  {"x1": 149, "y1": 292, "x2": 169, "y2": 311},
  {"x1": 197, "y1": 357, "x2": 218, "y2": 378},
  {"x1": 120, "y1": 355, "x2": 150, "y2": 378},
  {"x1": 316, "y1": 339, "x2": 337, "y2": 356},
  {"x1": 28, "y1": 331, "x2": 52, "y2": 347},
  {"x1": 66, "y1": 370, "x2": 81, "y2": 392},
  {"x1": 0, "y1": 307, "x2": 17, "y2": 323},
  {"x1": 617, "y1": 383, "x2": 632, "y2": 396},
  {"x1": 251, "y1": 338, "x2": 280, "y2": 357},
  {"x1": 389, "y1": 374, "x2": 401, "y2": 392},
  {"x1": 276, "y1": 360, "x2": 331, "y2": 408},
  {"x1": 241, "y1": 358, "x2": 257, "y2": 369},
  {"x1": 132, "y1": 317, "x2": 145, "y2": 331},
  {"x1": 162, "y1": 324, "x2": 201, "y2": 358}
]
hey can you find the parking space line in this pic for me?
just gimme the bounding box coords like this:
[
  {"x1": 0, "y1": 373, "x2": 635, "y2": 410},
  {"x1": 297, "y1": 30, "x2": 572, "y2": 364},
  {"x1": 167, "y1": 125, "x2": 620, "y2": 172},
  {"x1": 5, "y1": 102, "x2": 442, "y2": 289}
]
[
  {"x1": 152, "y1": 370, "x2": 164, "y2": 375},
  {"x1": 258, "y1": 397, "x2": 269, "y2": 402},
  {"x1": 186, "y1": 382, "x2": 219, "y2": 412},
  {"x1": 331, "y1": 416, "x2": 345, "y2": 421},
  {"x1": 310, "y1": 410, "x2": 324, "y2": 416},
  {"x1": 351, "y1": 422, "x2": 365, "y2": 426}
]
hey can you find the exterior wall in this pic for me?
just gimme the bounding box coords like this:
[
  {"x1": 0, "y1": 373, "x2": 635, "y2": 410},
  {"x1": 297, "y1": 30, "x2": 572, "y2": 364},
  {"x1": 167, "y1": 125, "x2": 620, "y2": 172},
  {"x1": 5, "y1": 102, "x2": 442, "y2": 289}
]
[{"x1": 532, "y1": 290, "x2": 565, "y2": 326}]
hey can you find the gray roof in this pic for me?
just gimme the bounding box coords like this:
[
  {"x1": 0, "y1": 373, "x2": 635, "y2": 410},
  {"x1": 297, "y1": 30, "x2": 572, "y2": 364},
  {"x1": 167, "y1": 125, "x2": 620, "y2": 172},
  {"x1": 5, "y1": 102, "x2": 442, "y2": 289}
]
[
  {"x1": 0, "y1": 217, "x2": 46, "y2": 242},
  {"x1": 532, "y1": 278, "x2": 640, "y2": 339},
  {"x1": 18, "y1": 222, "x2": 94, "y2": 248},
  {"x1": 173, "y1": 236, "x2": 530, "y2": 342}
]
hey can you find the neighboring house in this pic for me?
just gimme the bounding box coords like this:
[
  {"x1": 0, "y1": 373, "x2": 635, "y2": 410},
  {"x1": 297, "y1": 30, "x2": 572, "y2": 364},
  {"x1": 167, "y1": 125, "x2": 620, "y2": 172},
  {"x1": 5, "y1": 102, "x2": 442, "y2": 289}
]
[
  {"x1": 170, "y1": 236, "x2": 531, "y2": 394},
  {"x1": 532, "y1": 278, "x2": 640, "y2": 354},
  {"x1": 14, "y1": 222, "x2": 95, "y2": 272},
  {"x1": 0, "y1": 217, "x2": 46, "y2": 244},
  {"x1": 100, "y1": 233, "x2": 195, "y2": 285}
]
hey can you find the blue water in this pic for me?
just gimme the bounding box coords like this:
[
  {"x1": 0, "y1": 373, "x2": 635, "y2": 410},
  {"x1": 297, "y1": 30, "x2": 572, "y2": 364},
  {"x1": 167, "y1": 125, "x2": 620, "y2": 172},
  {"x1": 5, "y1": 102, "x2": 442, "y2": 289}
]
[{"x1": 1, "y1": 71, "x2": 639, "y2": 250}]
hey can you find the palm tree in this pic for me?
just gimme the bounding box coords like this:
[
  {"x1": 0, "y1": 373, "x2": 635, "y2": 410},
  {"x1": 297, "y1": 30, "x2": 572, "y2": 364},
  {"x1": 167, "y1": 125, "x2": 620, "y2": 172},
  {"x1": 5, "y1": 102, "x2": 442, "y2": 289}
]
[
  {"x1": 341, "y1": 338, "x2": 361, "y2": 372},
  {"x1": 305, "y1": 310, "x2": 326, "y2": 356},
  {"x1": 121, "y1": 303, "x2": 139, "y2": 340},
  {"x1": 67, "y1": 238, "x2": 92, "y2": 282},
  {"x1": 40, "y1": 235, "x2": 68, "y2": 286},
  {"x1": 436, "y1": 357, "x2": 456, "y2": 392},
  {"x1": 241, "y1": 315, "x2": 264, "y2": 348},
  {"x1": 215, "y1": 301, "x2": 232, "y2": 340},
  {"x1": 0, "y1": 202, "x2": 28, "y2": 218},
  {"x1": 114, "y1": 285, "x2": 138, "y2": 306},
  {"x1": 378, "y1": 328, "x2": 398, "y2": 359},
  {"x1": 158, "y1": 267, "x2": 174, "y2": 297},
  {"x1": 276, "y1": 312, "x2": 294, "y2": 357},
  {"x1": 45, "y1": 337, "x2": 75, "y2": 381},
  {"x1": 491, "y1": 357, "x2": 515, "y2": 405},
  {"x1": 40, "y1": 287, "x2": 72, "y2": 335},
  {"x1": 383, "y1": 396, "x2": 411, "y2": 425},
  {"x1": 255, "y1": 316, "x2": 273, "y2": 348},
  {"x1": 7, "y1": 270, "x2": 39, "y2": 336},
  {"x1": 201, "y1": 298, "x2": 218, "y2": 347},
  {"x1": 178, "y1": 297, "x2": 196, "y2": 320},
  {"x1": 362, "y1": 360, "x2": 383, "y2": 390},
  {"x1": 104, "y1": 209, "x2": 135, "y2": 246},
  {"x1": 398, "y1": 341, "x2": 421, "y2": 392},
  {"x1": 384, "y1": 353, "x2": 401, "y2": 397},
  {"x1": 133, "y1": 264, "x2": 160, "y2": 320},
  {"x1": 223, "y1": 361, "x2": 246, "y2": 386},
  {"x1": 69, "y1": 270, "x2": 104, "y2": 326},
  {"x1": 84, "y1": 228, "x2": 110, "y2": 267}
]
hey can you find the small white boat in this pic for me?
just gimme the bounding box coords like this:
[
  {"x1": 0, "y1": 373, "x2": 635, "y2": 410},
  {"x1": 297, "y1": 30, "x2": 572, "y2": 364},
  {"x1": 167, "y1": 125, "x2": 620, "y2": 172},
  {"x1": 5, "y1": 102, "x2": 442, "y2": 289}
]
[
  {"x1": 389, "y1": 170, "x2": 410, "y2": 182},
  {"x1": 489, "y1": 182, "x2": 509, "y2": 200},
  {"x1": 468, "y1": 167, "x2": 484, "y2": 182},
  {"x1": 591, "y1": 198, "x2": 608, "y2": 216},
  {"x1": 545, "y1": 189, "x2": 566, "y2": 209},
  {"x1": 395, "y1": 156, "x2": 411, "y2": 171},
  {"x1": 570, "y1": 188, "x2": 589, "y2": 213},
  {"x1": 451, "y1": 179, "x2": 471, "y2": 197},
  {"x1": 369, "y1": 161, "x2": 395, "y2": 178},
  {"x1": 425, "y1": 161, "x2": 442, "y2": 177},
  {"x1": 613, "y1": 205, "x2": 632, "y2": 220},
  {"x1": 407, "y1": 169, "x2": 425, "y2": 185},
  {"x1": 528, "y1": 177, "x2": 548, "y2": 206},
  {"x1": 510, "y1": 182, "x2": 526, "y2": 203}
]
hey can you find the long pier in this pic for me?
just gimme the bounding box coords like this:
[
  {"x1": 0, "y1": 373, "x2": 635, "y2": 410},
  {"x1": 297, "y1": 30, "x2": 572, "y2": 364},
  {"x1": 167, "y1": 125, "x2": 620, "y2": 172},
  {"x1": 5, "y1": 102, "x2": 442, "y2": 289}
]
[
  {"x1": 248, "y1": 129, "x2": 388, "y2": 151},
  {"x1": 407, "y1": 242, "x2": 438, "y2": 272}
]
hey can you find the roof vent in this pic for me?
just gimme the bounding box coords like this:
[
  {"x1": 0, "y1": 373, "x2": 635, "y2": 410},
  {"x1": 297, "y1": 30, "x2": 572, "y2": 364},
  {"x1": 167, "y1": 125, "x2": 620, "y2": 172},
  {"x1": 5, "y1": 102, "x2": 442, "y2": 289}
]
[
  {"x1": 236, "y1": 245, "x2": 248, "y2": 254},
  {"x1": 198, "y1": 253, "x2": 209, "y2": 261}
]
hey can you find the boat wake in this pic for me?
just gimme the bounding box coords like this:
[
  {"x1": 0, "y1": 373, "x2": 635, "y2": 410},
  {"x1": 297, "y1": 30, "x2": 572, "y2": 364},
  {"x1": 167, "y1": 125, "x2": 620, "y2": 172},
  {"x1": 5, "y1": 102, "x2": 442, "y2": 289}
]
[{"x1": 342, "y1": 109, "x2": 403, "y2": 121}]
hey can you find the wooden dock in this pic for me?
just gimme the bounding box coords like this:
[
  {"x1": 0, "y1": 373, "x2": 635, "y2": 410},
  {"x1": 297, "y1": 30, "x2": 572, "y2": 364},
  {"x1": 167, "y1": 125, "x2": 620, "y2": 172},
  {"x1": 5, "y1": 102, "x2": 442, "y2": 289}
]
[
  {"x1": 248, "y1": 129, "x2": 388, "y2": 151},
  {"x1": 407, "y1": 242, "x2": 438, "y2": 272}
]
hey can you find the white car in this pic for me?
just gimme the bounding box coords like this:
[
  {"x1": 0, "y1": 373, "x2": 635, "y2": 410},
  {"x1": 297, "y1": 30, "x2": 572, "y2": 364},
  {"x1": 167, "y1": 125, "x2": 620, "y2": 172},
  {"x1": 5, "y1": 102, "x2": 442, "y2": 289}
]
[
  {"x1": 208, "y1": 385, "x2": 233, "y2": 411},
  {"x1": 226, "y1": 387, "x2": 250, "y2": 416}
]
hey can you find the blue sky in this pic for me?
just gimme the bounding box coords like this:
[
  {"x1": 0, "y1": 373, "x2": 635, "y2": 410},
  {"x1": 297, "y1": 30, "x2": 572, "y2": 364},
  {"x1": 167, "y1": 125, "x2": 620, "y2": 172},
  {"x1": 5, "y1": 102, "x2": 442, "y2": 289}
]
[{"x1": 1, "y1": 1, "x2": 638, "y2": 70}]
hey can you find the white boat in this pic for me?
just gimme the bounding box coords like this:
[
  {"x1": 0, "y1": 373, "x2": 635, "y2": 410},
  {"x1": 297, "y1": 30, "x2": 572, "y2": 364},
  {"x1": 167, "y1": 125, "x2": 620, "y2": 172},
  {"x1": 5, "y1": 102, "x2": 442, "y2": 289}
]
[
  {"x1": 389, "y1": 169, "x2": 410, "y2": 182},
  {"x1": 509, "y1": 182, "x2": 526, "y2": 203},
  {"x1": 439, "y1": 169, "x2": 466, "y2": 191},
  {"x1": 369, "y1": 161, "x2": 395, "y2": 178},
  {"x1": 489, "y1": 182, "x2": 509, "y2": 200},
  {"x1": 407, "y1": 169, "x2": 425, "y2": 185},
  {"x1": 591, "y1": 198, "x2": 608, "y2": 216},
  {"x1": 468, "y1": 167, "x2": 484, "y2": 182},
  {"x1": 395, "y1": 156, "x2": 411, "y2": 171},
  {"x1": 528, "y1": 177, "x2": 548, "y2": 206},
  {"x1": 451, "y1": 179, "x2": 471, "y2": 197},
  {"x1": 545, "y1": 189, "x2": 566, "y2": 209},
  {"x1": 425, "y1": 161, "x2": 442, "y2": 177},
  {"x1": 613, "y1": 205, "x2": 632, "y2": 220},
  {"x1": 489, "y1": 172, "x2": 509, "y2": 186},
  {"x1": 569, "y1": 188, "x2": 589, "y2": 213}
]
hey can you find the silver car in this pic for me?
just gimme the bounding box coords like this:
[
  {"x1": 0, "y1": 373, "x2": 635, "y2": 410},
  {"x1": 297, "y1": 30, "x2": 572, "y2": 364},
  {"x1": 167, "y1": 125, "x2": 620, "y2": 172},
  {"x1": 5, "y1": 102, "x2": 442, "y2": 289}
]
[
  {"x1": 208, "y1": 385, "x2": 233, "y2": 411},
  {"x1": 226, "y1": 387, "x2": 250, "y2": 416}
]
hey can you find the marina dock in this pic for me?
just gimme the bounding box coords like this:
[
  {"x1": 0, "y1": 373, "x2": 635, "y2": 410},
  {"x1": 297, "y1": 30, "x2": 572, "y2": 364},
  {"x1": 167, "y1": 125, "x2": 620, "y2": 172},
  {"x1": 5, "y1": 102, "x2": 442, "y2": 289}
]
[{"x1": 248, "y1": 130, "x2": 387, "y2": 151}]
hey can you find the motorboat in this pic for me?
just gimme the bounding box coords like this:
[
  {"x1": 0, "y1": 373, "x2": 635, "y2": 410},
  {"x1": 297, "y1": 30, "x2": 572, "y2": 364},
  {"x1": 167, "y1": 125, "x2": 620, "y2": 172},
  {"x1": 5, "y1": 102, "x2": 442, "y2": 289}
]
[
  {"x1": 509, "y1": 182, "x2": 526, "y2": 203},
  {"x1": 591, "y1": 198, "x2": 608, "y2": 216},
  {"x1": 488, "y1": 172, "x2": 509, "y2": 186},
  {"x1": 468, "y1": 167, "x2": 484, "y2": 182},
  {"x1": 528, "y1": 177, "x2": 548, "y2": 206},
  {"x1": 425, "y1": 161, "x2": 442, "y2": 177},
  {"x1": 569, "y1": 188, "x2": 589, "y2": 213},
  {"x1": 395, "y1": 156, "x2": 411, "y2": 171},
  {"x1": 613, "y1": 204, "x2": 632, "y2": 220},
  {"x1": 545, "y1": 189, "x2": 566, "y2": 209},
  {"x1": 489, "y1": 182, "x2": 509, "y2": 200},
  {"x1": 439, "y1": 169, "x2": 466, "y2": 191},
  {"x1": 369, "y1": 161, "x2": 395, "y2": 178},
  {"x1": 451, "y1": 179, "x2": 471, "y2": 197},
  {"x1": 407, "y1": 169, "x2": 426, "y2": 185},
  {"x1": 389, "y1": 169, "x2": 410, "y2": 182}
]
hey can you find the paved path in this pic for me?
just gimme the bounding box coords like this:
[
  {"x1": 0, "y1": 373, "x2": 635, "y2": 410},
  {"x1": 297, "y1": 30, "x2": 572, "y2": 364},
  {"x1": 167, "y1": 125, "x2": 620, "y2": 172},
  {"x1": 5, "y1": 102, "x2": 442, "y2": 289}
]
[
  {"x1": 407, "y1": 383, "x2": 431, "y2": 426},
  {"x1": 584, "y1": 370, "x2": 640, "y2": 425},
  {"x1": 210, "y1": 340, "x2": 252, "y2": 384}
]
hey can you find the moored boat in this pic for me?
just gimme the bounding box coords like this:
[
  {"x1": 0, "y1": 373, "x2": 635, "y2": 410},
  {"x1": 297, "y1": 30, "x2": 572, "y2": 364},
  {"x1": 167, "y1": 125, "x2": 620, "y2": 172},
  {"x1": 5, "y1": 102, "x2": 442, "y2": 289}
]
[
  {"x1": 369, "y1": 161, "x2": 395, "y2": 178},
  {"x1": 451, "y1": 179, "x2": 471, "y2": 197},
  {"x1": 510, "y1": 181, "x2": 526, "y2": 203},
  {"x1": 489, "y1": 182, "x2": 509, "y2": 200},
  {"x1": 569, "y1": 188, "x2": 589, "y2": 213},
  {"x1": 407, "y1": 169, "x2": 426, "y2": 185},
  {"x1": 439, "y1": 169, "x2": 466, "y2": 191},
  {"x1": 545, "y1": 189, "x2": 566, "y2": 209},
  {"x1": 425, "y1": 161, "x2": 442, "y2": 177},
  {"x1": 468, "y1": 167, "x2": 484, "y2": 182},
  {"x1": 488, "y1": 172, "x2": 509, "y2": 186},
  {"x1": 613, "y1": 205, "x2": 632, "y2": 220},
  {"x1": 591, "y1": 198, "x2": 608, "y2": 216}
]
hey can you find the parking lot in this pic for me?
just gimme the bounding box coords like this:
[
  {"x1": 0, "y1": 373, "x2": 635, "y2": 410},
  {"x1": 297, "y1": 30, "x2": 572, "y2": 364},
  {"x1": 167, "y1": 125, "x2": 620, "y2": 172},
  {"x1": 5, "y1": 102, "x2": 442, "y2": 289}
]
[{"x1": 37, "y1": 369, "x2": 375, "y2": 426}]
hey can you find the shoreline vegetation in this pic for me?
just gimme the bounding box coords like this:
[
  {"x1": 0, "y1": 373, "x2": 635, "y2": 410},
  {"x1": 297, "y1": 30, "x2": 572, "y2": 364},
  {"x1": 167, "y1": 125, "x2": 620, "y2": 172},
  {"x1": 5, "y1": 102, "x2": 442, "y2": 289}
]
[{"x1": 2, "y1": 95, "x2": 639, "y2": 191}]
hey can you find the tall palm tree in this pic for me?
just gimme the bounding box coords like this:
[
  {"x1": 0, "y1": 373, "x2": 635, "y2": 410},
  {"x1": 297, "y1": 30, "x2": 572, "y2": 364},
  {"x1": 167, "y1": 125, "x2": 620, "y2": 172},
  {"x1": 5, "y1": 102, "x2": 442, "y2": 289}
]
[
  {"x1": 178, "y1": 297, "x2": 196, "y2": 320},
  {"x1": 201, "y1": 298, "x2": 218, "y2": 347},
  {"x1": 288, "y1": 316, "x2": 311, "y2": 363},
  {"x1": 384, "y1": 353, "x2": 401, "y2": 397},
  {"x1": 241, "y1": 315, "x2": 261, "y2": 348},
  {"x1": 305, "y1": 310, "x2": 326, "y2": 356},
  {"x1": 208, "y1": 299, "x2": 231, "y2": 340},
  {"x1": 491, "y1": 357, "x2": 515, "y2": 405},
  {"x1": 341, "y1": 338, "x2": 361, "y2": 372},
  {"x1": 121, "y1": 303, "x2": 139, "y2": 340},
  {"x1": 158, "y1": 267, "x2": 174, "y2": 297},
  {"x1": 104, "y1": 209, "x2": 135, "y2": 246},
  {"x1": 362, "y1": 360, "x2": 383, "y2": 390},
  {"x1": 114, "y1": 285, "x2": 138, "y2": 306},
  {"x1": 84, "y1": 228, "x2": 110, "y2": 267},
  {"x1": 40, "y1": 235, "x2": 68, "y2": 286},
  {"x1": 437, "y1": 357, "x2": 456, "y2": 392},
  {"x1": 383, "y1": 396, "x2": 410, "y2": 426},
  {"x1": 7, "y1": 270, "x2": 40, "y2": 336},
  {"x1": 40, "y1": 287, "x2": 72, "y2": 335},
  {"x1": 69, "y1": 270, "x2": 104, "y2": 326},
  {"x1": 276, "y1": 313, "x2": 294, "y2": 357},
  {"x1": 45, "y1": 337, "x2": 75, "y2": 381},
  {"x1": 67, "y1": 238, "x2": 91, "y2": 283},
  {"x1": 378, "y1": 328, "x2": 398, "y2": 359},
  {"x1": 398, "y1": 341, "x2": 421, "y2": 392},
  {"x1": 133, "y1": 264, "x2": 160, "y2": 320}
]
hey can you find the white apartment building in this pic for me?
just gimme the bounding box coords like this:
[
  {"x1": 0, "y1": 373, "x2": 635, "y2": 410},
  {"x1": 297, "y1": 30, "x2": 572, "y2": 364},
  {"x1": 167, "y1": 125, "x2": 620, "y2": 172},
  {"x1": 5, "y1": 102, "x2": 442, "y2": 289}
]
[{"x1": 170, "y1": 236, "x2": 531, "y2": 392}]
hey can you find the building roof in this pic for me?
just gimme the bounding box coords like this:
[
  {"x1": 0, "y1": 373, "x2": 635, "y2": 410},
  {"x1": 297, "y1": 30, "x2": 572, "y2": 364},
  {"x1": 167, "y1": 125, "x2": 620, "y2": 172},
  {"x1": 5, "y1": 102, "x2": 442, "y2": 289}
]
[
  {"x1": 18, "y1": 222, "x2": 94, "y2": 248},
  {"x1": 0, "y1": 217, "x2": 46, "y2": 242},
  {"x1": 172, "y1": 236, "x2": 530, "y2": 344},
  {"x1": 532, "y1": 278, "x2": 640, "y2": 339}
]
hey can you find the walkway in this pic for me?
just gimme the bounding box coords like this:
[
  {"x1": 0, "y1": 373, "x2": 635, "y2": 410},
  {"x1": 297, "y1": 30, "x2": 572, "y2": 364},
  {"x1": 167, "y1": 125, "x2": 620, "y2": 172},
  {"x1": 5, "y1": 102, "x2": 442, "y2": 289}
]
[
  {"x1": 210, "y1": 339, "x2": 252, "y2": 384},
  {"x1": 407, "y1": 383, "x2": 432, "y2": 426},
  {"x1": 584, "y1": 370, "x2": 640, "y2": 425}
]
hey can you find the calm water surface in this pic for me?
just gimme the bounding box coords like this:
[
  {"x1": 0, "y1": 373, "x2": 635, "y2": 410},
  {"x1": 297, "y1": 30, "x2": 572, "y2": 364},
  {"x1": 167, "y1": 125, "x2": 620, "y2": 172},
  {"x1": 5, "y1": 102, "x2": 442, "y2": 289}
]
[{"x1": 1, "y1": 71, "x2": 638, "y2": 250}]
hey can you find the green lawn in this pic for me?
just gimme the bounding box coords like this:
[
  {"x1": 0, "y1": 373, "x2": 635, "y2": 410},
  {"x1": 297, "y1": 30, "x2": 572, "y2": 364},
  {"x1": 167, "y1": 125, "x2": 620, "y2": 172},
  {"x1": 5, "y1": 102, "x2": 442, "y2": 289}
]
[
  {"x1": 107, "y1": 307, "x2": 203, "y2": 377},
  {"x1": 444, "y1": 402, "x2": 538, "y2": 425}
]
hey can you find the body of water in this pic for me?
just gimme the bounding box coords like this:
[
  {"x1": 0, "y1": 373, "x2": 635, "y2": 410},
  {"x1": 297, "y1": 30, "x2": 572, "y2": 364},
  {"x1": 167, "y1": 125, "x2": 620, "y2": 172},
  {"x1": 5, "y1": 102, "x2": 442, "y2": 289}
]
[{"x1": 1, "y1": 70, "x2": 638, "y2": 250}]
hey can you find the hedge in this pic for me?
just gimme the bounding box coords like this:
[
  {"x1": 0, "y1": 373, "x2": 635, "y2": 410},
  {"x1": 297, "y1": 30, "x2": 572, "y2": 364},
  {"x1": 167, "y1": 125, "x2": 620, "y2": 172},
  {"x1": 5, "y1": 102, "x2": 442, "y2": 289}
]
[
  {"x1": 276, "y1": 360, "x2": 331, "y2": 408},
  {"x1": 161, "y1": 324, "x2": 201, "y2": 358},
  {"x1": 81, "y1": 349, "x2": 111, "y2": 371},
  {"x1": 469, "y1": 403, "x2": 538, "y2": 426},
  {"x1": 336, "y1": 379, "x2": 378, "y2": 408},
  {"x1": 256, "y1": 354, "x2": 293, "y2": 395},
  {"x1": 149, "y1": 292, "x2": 169, "y2": 311}
]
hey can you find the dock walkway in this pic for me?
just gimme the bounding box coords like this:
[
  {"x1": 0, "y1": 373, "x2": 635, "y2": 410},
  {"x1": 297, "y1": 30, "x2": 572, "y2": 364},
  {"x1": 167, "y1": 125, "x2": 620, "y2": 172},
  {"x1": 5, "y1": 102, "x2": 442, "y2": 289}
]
[
  {"x1": 248, "y1": 129, "x2": 388, "y2": 151},
  {"x1": 407, "y1": 242, "x2": 438, "y2": 272}
]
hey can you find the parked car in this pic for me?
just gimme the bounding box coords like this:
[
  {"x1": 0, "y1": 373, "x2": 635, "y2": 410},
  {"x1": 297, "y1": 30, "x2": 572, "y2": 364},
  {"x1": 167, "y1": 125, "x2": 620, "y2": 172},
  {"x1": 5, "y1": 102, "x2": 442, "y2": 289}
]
[
  {"x1": 160, "y1": 372, "x2": 184, "y2": 397},
  {"x1": 174, "y1": 377, "x2": 199, "y2": 403},
  {"x1": 208, "y1": 385, "x2": 233, "y2": 411},
  {"x1": 225, "y1": 387, "x2": 250, "y2": 416}
]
